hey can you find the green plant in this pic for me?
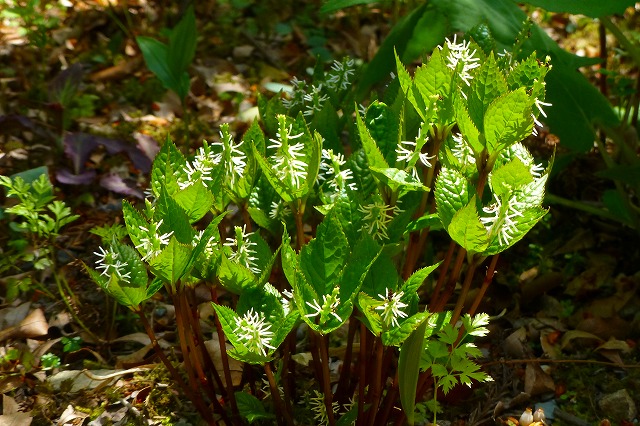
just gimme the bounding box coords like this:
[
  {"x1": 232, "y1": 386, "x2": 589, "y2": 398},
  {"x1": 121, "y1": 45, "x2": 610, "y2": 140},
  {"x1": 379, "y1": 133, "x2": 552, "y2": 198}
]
[
  {"x1": 85, "y1": 27, "x2": 551, "y2": 425},
  {"x1": 136, "y1": 6, "x2": 197, "y2": 107}
]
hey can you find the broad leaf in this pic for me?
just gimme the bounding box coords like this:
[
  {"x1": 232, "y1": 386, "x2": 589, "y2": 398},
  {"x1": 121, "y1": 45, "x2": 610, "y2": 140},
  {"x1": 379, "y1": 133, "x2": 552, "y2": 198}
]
[
  {"x1": 434, "y1": 167, "x2": 472, "y2": 229},
  {"x1": 447, "y1": 197, "x2": 489, "y2": 254},
  {"x1": 484, "y1": 88, "x2": 533, "y2": 154},
  {"x1": 149, "y1": 237, "x2": 193, "y2": 285}
]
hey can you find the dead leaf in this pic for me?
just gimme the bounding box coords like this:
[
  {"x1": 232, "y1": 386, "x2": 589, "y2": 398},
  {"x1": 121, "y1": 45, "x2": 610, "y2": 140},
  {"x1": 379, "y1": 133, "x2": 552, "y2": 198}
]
[
  {"x1": 0, "y1": 413, "x2": 33, "y2": 426},
  {"x1": 524, "y1": 363, "x2": 555, "y2": 396},
  {"x1": 205, "y1": 336, "x2": 243, "y2": 386},
  {"x1": 0, "y1": 308, "x2": 48, "y2": 343},
  {"x1": 503, "y1": 327, "x2": 528, "y2": 359},
  {"x1": 560, "y1": 330, "x2": 603, "y2": 350},
  {"x1": 47, "y1": 368, "x2": 148, "y2": 392}
]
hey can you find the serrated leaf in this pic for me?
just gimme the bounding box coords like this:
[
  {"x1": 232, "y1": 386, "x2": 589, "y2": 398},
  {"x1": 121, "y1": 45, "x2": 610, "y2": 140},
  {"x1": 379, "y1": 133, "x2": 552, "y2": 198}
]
[
  {"x1": 434, "y1": 167, "x2": 472, "y2": 229},
  {"x1": 151, "y1": 137, "x2": 185, "y2": 198},
  {"x1": 300, "y1": 212, "x2": 349, "y2": 294},
  {"x1": 218, "y1": 252, "x2": 258, "y2": 294},
  {"x1": 149, "y1": 237, "x2": 193, "y2": 285},
  {"x1": 173, "y1": 182, "x2": 215, "y2": 223},
  {"x1": 122, "y1": 200, "x2": 149, "y2": 251},
  {"x1": 455, "y1": 99, "x2": 483, "y2": 155},
  {"x1": 356, "y1": 108, "x2": 388, "y2": 170},
  {"x1": 413, "y1": 46, "x2": 452, "y2": 117},
  {"x1": 356, "y1": 292, "x2": 384, "y2": 335},
  {"x1": 369, "y1": 167, "x2": 428, "y2": 196},
  {"x1": 447, "y1": 197, "x2": 489, "y2": 254},
  {"x1": 488, "y1": 157, "x2": 533, "y2": 199},
  {"x1": 467, "y1": 52, "x2": 508, "y2": 131},
  {"x1": 382, "y1": 311, "x2": 431, "y2": 346},
  {"x1": 484, "y1": 88, "x2": 533, "y2": 154},
  {"x1": 483, "y1": 205, "x2": 547, "y2": 255},
  {"x1": 365, "y1": 101, "x2": 400, "y2": 164},
  {"x1": 155, "y1": 186, "x2": 194, "y2": 244}
]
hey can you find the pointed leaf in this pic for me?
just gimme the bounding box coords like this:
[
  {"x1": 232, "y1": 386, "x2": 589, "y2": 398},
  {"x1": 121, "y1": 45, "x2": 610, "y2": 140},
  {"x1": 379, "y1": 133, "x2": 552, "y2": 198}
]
[
  {"x1": 484, "y1": 88, "x2": 533, "y2": 154},
  {"x1": 447, "y1": 197, "x2": 489, "y2": 254}
]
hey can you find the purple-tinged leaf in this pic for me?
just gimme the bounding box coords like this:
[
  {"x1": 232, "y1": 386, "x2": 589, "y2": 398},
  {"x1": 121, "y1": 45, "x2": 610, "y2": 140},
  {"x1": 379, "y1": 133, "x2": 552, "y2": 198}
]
[
  {"x1": 100, "y1": 173, "x2": 144, "y2": 198},
  {"x1": 56, "y1": 168, "x2": 97, "y2": 185}
]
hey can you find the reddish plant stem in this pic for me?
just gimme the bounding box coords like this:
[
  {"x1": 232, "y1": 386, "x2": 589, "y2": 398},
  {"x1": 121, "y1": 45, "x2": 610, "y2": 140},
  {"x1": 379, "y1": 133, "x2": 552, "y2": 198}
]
[
  {"x1": 135, "y1": 309, "x2": 218, "y2": 425},
  {"x1": 429, "y1": 240, "x2": 456, "y2": 309},
  {"x1": 599, "y1": 22, "x2": 608, "y2": 98},
  {"x1": 432, "y1": 245, "x2": 466, "y2": 312},
  {"x1": 450, "y1": 256, "x2": 480, "y2": 326},
  {"x1": 467, "y1": 254, "x2": 499, "y2": 316},
  {"x1": 186, "y1": 288, "x2": 224, "y2": 396},
  {"x1": 366, "y1": 337, "x2": 384, "y2": 426},
  {"x1": 210, "y1": 287, "x2": 241, "y2": 422},
  {"x1": 375, "y1": 371, "x2": 399, "y2": 425},
  {"x1": 316, "y1": 332, "x2": 337, "y2": 426},
  {"x1": 173, "y1": 292, "x2": 201, "y2": 397},
  {"x1": 335, "y1": 316, "x2": 358, "y2": 405},
  {"x1": 357, "y1": 323, "x2": 367, "y2": 426},
  {"x1": 264, "y1": 362, "x2": 294, "y2": 426}
]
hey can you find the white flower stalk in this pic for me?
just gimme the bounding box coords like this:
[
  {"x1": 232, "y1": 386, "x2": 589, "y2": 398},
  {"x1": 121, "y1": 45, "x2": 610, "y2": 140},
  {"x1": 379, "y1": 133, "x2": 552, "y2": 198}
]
[
  {"x1": 531, "y1": 96, "x2": 552, "y2": 136},
  {"x1": 376, "y1": 288, "x2": 408, "y2": 327},
  {"x1": 224, "y1": 225, "x2": 260, "y2": 274},
  {"x1": 268, "y1": 116, "x2": 308, "y2": 189},
  {"x1": 303, "y1": 84, "x2": 329, "y2": 117},
  {"x1": 234, "y1": 308, "x2": 275, "y2": 357},
  {"x1": 269, "y1": 200, "x2": 291, "y2": 220},
  {"x1": 212, "y1": 125, "x2": 247, "y2": 187},
  {"x1": 308, "y1": 390, "x2": 340, "y2": 426},
  {"x1": 440, "y1": 34, "x2": 480, "y2": 87},
  {"x1": 305, "y1": 286, "x2": 342, "y2": 323},
  {"x1": 282, "y1": 76, "x2": 307, "y2": 110},
  {"x1": 480, "y1": 194, "x2": 527, "y2": 246},
  {"x1": 135, "y1": 219, "x2": 174, "y2": 261},
  {"x1": 508, "y1": 143, "x2": 545, "y2": 179},
  {"x1": 358, "y1": 200, "x2": 403, "y2": 241},
  {"x1": 94, "y1": 246, "x2": 131, "y2": 284},
  {"x1": 326, "y1": 58, "x2": 356, "y2": 91},
  {"x1": 281, "y1": 288, "x2": 294, "y2": 316},
  {"x1": 192, "y1": 229, "x2": 218, "y2": 259},
  {"x1": 451, "y1": 132, "x2": 476, "y2": 166},
  {"x1": 177, "y1": 141, "x2": 220, "y2": 190},
  {"x1": 318, "y1": 149, "x2": 357, "y2": 192}
]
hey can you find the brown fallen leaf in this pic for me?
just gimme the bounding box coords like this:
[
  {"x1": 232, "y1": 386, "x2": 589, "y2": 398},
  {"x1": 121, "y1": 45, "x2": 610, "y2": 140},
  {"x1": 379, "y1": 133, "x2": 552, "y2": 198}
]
[
  {"x1": 524, "y1": 363, "x2": 555, "y2": 396},
  {"x1": 0, "y1": 308, "x2": 48, "y2": 343}
]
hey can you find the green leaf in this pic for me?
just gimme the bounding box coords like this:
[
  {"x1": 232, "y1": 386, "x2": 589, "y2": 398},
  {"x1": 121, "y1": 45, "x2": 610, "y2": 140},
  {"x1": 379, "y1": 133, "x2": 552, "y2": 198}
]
[
  {"x1": 365, "y1": 101, "x2": 400, "y2": 164},
  {"x1": 398, "y1": 318, "x2": 428, "y2": 426},
  {"x1": 136, "y1": 37, "x2": 173, "y2": 92},
  {"x1": 122, "y1": 200, "x2": 149, "y2": 251},
  {"x1": 167, "y1": 6, "x2": 197, "y2": 79},
  {"x1": 235, "y1": 392, "x2": 276, "y2": 423},
  {"x1": 382, "y1": 311, "x2": 431, "y2": 347},
  {"x1": 356, "y1": 107, "x2": 389, "y2": 170},
  {"x1": 151, "y1": 137, "x2": 185, "y2": 198},
  {"x1": 154, "y1": 186, "x2": 194, "y2": 244},
  {"x1": 235, "y1": 392, "x2": 275, "y2": 423},
  {"x1": 370, "y1": 167, "x2": 428, "y2": 196},
  {"x1": 173, "y1": 182, "x2": 215, "y2": 223},
  {"x1": 413, "y1": 46, "x2": 452, "y2": 120},
  {"x1": 149, "y1": 237, "x2": 193, "y2": 285},
  {"x1": 488, "y1": 157, "x2": 533, "y2": 199},
  {"x1": 356, "y1": 292, "x2": 383, "y2": 335},
  {"x1": 455, "y1": 99, "x2": 483, "y2": 155},
  {"x1": 484, "y1": 88, "x2": 533, "y2": 154},
  {"x1": 320, "y1": 0, "x2": 376, "y2": 13},
  {"x1": 300, "y1": 212, "x2": 349, "y2": 294},
  {"x1": 483, "y1": 205, "x2": 547, "y2": 255},
  {"x1": 520, "y1": 0, "x2": 636, "y2": 18},
  {"x1": 217, "y1": 252, "x2": 257, "y2": 294},
  {"x1": 405, "y1": 212, "x2": 443, "y2": 234},
  {"x1": 434, "y1": 167, "x2": 472, "y2": 229},
  {"x1": 467, "y1": 52, "x2": 508, "y2": 132},
  {"x1": 447, "y1": 197, "x2": 489, "y2": 254}
]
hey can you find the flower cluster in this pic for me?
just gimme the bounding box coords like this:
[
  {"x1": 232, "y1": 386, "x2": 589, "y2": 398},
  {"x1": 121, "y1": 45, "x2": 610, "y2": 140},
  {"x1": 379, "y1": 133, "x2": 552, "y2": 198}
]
[
  {"x1": 395, "y1": 125, "x2": 435, "y2": 178},
  {"x1": 94, "y1": 246, "x2": 131, "y2": 284},
  {"x1": 177, "y1": 125, "x2": 246, "y2": 190},
  {"x1": 224, "y1": 225, "x2": 260, "y2": 274},
  {"x1": 376, "y1": 288, "x2": 408, "y2": 328},
  {"x1": 303, "y1": 85, "x2": 329, "y2": 117},
  {"x1": 135, "y1": 219, "x2": 174, "y2": 261},
  {"x1": 305, "y1": 286, "x2": 342, "y2": 324},
  {"x1": 268, "y1": 117, "x2": 307, "y2": 189},
  {"x1": 358, "y1": 200, "x2": 403, "y2": 241},
  {"x1": 234, "y1": 308, "x2": 275, "y2": 357},
  {"x1": 450, "y1": 132, "x2": 476, "y2": 167},
  {"x1": 308, "y1": 390, "x2": 340, "y2": 426},
  {"x1": 318, "y1": 149, "x2": 357, "y2": 192},
  {"x1": 325, "y1": 57, "x2": 356, "y2": 91},
  {"x1": 442, "y1": 35, "x2": 480, "y2": 88}
]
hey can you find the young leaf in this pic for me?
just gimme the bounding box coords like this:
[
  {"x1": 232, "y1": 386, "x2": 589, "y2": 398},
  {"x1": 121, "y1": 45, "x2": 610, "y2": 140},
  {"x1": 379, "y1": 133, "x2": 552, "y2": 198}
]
[
  {"x1": 365, "y1": 101, "x2": 400, "y2": 164},
  {"x1": 447, "y1": 197, "x2": 489, "y2": 254},
  {"x1": 148, "y1": 237, "x2": 193, "y2": 285},
  {"x1": 434, "y1": 167, "x2": 472, "y2": 229},
  {"x1": 488, "y1": 157, "x2": 533, "y2": 199},
  {"x1": 356, "y1": 108, "x2": 389, "y2": 170},
  {"x1": 466, "y1": 52, "x2": 508, "y2": 131},
  {"x1": 483, "y1": 88, "x2": 533, "y2": 154},
  {"x1": 235, "y1": 392, "x2": 275, "y2": 423}
]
